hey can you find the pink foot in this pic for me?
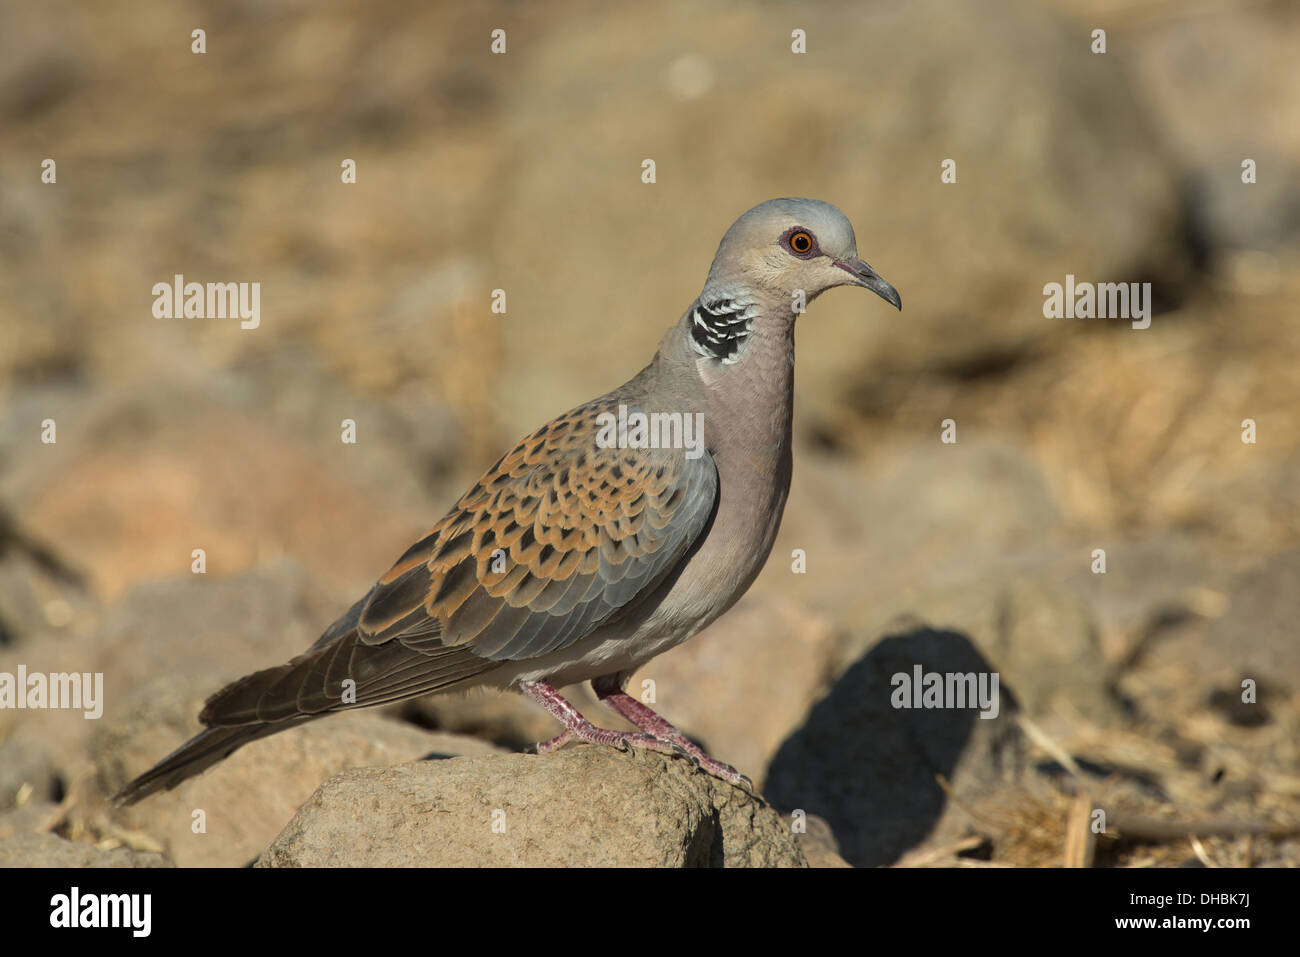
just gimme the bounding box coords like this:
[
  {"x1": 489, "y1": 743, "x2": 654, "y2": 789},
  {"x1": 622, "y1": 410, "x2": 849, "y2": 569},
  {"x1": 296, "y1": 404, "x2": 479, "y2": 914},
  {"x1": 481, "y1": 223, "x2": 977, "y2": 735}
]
[
  {"x1": 593, "y1": 685, "x2": 752, "y2": 789},
  {"x1": 520, "y1": 681, "x2": 688, "y2": 760},
  {"x1": 517, "y1": 679, "x2": 753, "y2": 790}
]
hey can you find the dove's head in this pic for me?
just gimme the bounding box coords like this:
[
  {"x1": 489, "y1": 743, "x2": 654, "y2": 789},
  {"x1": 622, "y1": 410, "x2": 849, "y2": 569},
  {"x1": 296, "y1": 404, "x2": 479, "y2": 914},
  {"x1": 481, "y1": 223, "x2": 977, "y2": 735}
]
[{"x1": 703, "y1": 198, "x2": 900, "y2": 312}]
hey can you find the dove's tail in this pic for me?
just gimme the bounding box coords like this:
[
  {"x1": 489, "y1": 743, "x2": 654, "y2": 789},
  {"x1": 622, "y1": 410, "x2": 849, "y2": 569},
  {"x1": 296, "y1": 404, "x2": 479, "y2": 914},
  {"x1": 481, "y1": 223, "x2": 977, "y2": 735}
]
[
  {"x1": 112, "y1": 720, "x2": 310, "y2": 806},
  {"x1": 114, "y1": 600, "x2": 496, "y2": 805}
]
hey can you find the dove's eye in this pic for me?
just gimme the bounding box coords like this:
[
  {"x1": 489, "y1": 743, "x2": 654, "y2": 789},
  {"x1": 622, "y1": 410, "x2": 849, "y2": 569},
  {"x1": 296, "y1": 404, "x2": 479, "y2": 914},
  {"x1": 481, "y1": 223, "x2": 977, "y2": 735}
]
[{"x1": 787, "y1": 230, "x2": 814, "y2": 255}]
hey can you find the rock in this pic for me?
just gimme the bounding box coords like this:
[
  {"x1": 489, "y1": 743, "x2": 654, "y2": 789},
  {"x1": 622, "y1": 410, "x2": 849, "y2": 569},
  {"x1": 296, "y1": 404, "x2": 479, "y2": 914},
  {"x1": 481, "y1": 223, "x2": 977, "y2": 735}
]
[
  {"x1": 94, "y1": 677, "x2": 502, "y2": 868},
  {"x1": 0, "y1": 526, "x2": 91, "y2": 649},
  {"x1": 258, "y1": 747, "x2": 806, "y2": 868},
  {"x1": 1056, "y1": 533, "x2": 1239, "y2": 653},
  {"x1": 1128, "y1": 3, "x2": 1300, "y2": 253},
  {"x1": 765, "y1": 627, "x2": 1024, "y2": 867},
  {"x1": 771, "y1": 442, "x2": 1066, "y2": 619},
  {"x1": 0, "y1": 720, "x2": 69, "y2": 809},
  {"x1": 1204, "y1": 549, "x2": 1300, "y2": 683},
  {"x1": 795, "y1": 813, "x2": 853, "y2": 868},
  {"x1": 1113, "y1": 547, "x2": 1300, "y2": 728},
  {"x1": 0, "y1": 832, "x2": 172, "y2": 868},
  {"x1": 0, "y1": 801, "x2": 59, "y2": 839},
  {"x1": 0, "y1": 384, "x2": 441, "y2": 601},
  {"x1": 87, "y1": 562, "x2": 345, "y2": 697}
]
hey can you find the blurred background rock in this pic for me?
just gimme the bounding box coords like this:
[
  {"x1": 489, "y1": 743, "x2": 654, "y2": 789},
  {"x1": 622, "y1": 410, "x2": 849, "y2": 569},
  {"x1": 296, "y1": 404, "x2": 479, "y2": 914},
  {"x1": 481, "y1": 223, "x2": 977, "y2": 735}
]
[{"x1": 1, "y1": 0, "x2": 1298, "y2": 866}]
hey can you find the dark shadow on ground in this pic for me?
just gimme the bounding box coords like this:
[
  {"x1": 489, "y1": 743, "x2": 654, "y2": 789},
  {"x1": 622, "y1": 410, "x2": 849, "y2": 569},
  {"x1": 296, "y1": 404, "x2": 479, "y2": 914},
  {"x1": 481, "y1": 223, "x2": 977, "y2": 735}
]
[{"x1": 764, "y1": 626, "x2": 1019, "y2": 867}]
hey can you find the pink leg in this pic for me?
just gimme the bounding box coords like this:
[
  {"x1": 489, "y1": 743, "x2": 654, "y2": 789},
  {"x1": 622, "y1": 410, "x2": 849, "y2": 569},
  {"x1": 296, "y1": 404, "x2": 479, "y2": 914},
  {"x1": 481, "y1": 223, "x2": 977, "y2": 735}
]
[
  {"x1": 593, "y1": 684, "x2": 752, "y2": 789},
  {"x1": 519, "y1": 680, "x2": 688, "y2": 759}
]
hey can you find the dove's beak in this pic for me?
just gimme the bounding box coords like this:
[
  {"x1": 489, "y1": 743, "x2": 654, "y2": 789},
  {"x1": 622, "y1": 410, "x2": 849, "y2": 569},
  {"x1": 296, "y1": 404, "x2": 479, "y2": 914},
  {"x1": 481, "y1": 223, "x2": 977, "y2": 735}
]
[{"x1": 834, "y1": 258, "x2": 902, "y2": 310}]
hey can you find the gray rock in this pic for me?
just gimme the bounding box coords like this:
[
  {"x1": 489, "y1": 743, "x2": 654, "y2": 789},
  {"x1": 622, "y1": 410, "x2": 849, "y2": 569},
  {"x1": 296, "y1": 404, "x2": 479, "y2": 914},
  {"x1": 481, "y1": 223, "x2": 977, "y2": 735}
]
[
  {"x1": 0, "y1": 832, "x2": 172, "y2": 868},
  {"x1": 1205, "y1": 548, "x2": 1300, "y2": 683},
  {"x1": 795, "y1": 813, "x2": 853, "y2": 868},
  {"x1": 0, "y1": 801, "x2": 59, "y2": 839},
  {"x1": 1130, "y1": 5, "x2": 1300, "y2": 252},
  {"x1": 259, "y1": 747, "x2": 806, "y2": 868},
  {"x1": 1112, "y1": 547, "x2": 1300, "y2": 730},
  {"x1": 776, "y1": 443, "x2": 1067, "y2": 623},
  {"x1": 0, "y1": 383, "x2": 446, "y2": 601},
  {"x1": 0, "y1": 722, "x2": 64, "y2": 809}
]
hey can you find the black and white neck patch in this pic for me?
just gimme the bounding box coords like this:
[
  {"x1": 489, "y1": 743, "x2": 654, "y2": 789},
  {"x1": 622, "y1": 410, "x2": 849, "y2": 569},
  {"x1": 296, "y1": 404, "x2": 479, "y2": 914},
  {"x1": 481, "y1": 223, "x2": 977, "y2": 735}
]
[{"x1": 689, "y1": 297, "x2": 758, "y2": 364}]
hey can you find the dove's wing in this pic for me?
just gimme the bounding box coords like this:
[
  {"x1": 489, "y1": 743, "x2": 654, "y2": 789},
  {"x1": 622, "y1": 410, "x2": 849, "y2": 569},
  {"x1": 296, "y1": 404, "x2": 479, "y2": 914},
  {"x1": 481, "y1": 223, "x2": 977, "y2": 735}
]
[{"x1": 199, "y1": 397, "x2": 718, "y2": 726}]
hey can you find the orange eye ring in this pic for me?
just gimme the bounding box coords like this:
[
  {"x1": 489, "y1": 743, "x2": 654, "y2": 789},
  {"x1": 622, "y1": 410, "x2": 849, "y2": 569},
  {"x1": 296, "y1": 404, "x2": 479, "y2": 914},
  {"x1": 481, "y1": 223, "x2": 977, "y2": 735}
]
[{"x1": 789, "y1": 231, "x2": 813, "y2": 254}]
